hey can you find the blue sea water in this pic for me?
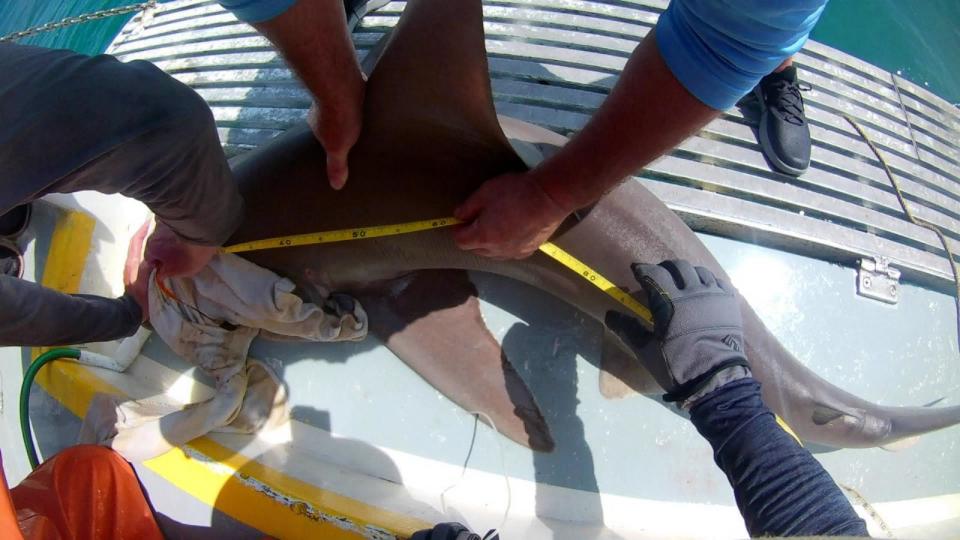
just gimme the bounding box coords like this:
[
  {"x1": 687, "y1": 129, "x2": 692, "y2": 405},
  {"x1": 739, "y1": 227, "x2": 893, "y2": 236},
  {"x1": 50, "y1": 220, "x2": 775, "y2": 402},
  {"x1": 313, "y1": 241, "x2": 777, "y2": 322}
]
[
  {"x1": 0, "y1": 1, "x2": 136, "y2": 56},
  {"x1": 1, "y1": 0, "x2": 958, "y2": 104},
  {"x1": 811, "y1": 0, "x2": 960, "y2": 105}
]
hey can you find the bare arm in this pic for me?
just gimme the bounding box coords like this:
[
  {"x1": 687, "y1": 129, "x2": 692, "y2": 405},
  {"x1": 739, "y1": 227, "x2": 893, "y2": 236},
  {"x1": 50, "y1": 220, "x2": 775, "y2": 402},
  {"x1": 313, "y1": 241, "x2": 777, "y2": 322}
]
[
  {"x1": 535, "y1": 32, "x2": 717, "y2": 211},
  {"x1": 453, "y1": 32, "x2": 719, "y2": 258},
  {"x1": 252, "y1": 0, "x2": 365, "y2": 189}
]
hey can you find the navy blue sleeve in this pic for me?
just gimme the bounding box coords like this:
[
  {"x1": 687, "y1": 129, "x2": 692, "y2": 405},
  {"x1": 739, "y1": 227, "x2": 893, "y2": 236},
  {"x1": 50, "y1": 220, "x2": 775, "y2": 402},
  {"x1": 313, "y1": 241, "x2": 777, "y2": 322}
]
[
  {"x1": 689, "y1": 378, "x2": 869, "y2": 537},
  {"x1": 655, "y1": 0, "x2": 827, "y2": 109}
]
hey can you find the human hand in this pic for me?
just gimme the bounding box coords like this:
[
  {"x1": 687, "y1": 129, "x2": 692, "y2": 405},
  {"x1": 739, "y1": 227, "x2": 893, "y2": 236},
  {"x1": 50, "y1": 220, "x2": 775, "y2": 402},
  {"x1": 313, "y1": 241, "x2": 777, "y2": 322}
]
[
  {"x1": 250, "y1": 0, "x2": 366, "y2": 190},
  {"x1": 123, "y1": 221, "x2": 152, "y2": 321},
  {"x1": 144, "y1": 221, "x2": 218, "y2": 279},
  {"x1": 307, "y1": 81, "x2": 364, "y2": 190},
  {"x1": 452, "y1": 172, "x2": 569, "y2": 259},
  {"x1": 604, "y1": 259, "x2": 752, "y2": 407}
]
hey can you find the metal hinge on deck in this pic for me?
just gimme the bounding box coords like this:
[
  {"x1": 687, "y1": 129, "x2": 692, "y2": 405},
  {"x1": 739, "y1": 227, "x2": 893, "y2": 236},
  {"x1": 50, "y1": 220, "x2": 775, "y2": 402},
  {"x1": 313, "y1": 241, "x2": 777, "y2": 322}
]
[{"x1": 857, "y1": 256, "x2": 901, "y2": 304}]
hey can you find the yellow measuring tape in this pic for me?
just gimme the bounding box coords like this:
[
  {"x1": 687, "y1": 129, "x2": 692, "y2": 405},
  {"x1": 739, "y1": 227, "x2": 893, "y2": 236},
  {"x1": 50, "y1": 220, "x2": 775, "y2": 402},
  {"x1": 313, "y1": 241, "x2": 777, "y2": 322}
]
[
  {"x1": 223, "y1": 216, "x2": 801, "y2": 443},
  {"x1": 223, "y1": 216, "x2": 652, "y2": 323},
  {"x1": 224, "y1": 217, "x2": 460, "y2": 254}
]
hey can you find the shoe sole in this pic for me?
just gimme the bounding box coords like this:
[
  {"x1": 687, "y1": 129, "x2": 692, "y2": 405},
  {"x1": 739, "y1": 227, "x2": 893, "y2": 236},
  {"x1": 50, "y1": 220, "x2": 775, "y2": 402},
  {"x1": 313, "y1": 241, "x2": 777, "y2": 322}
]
[
  {"x1": 755, "y1": 86, "x2": 807, "y2": 177},
  {"x1": 0, "y1": 237, "x2": 24, "y2": 279}
]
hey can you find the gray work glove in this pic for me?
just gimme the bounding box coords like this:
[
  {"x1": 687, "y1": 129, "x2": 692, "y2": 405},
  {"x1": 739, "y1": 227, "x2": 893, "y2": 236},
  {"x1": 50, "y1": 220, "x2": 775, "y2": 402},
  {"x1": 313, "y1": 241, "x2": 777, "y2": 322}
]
[
  {"x1": 604, "y1": 259, "x2": 752, "y2": 408},
  {"x1": 410, "y1": 522, "x2": 498, "y2": 540}
]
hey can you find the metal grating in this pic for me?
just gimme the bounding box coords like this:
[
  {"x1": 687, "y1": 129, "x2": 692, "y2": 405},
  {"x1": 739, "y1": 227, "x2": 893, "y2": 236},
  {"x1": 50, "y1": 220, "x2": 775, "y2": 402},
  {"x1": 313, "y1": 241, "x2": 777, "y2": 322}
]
[{"x1": 108, "y1": 0, "x2": 960, "y2": 292}]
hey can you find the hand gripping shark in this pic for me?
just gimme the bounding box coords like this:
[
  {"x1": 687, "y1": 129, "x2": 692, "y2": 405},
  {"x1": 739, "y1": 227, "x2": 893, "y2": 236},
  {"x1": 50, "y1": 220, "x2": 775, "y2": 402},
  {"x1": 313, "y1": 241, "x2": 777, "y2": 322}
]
[{"x1": 226, "y1": 0, "x2": 960, "y2": 452}]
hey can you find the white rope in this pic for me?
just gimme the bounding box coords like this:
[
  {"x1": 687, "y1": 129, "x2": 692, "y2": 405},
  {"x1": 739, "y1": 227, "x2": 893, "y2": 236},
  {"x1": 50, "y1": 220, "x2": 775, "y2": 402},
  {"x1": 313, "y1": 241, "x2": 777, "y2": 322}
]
[
  {"x1": 440, "y1": 410, "x2": 513, "y2": 537},
  {"x1": 843, "y1": 114, "x2": 960, "y2": 355}
]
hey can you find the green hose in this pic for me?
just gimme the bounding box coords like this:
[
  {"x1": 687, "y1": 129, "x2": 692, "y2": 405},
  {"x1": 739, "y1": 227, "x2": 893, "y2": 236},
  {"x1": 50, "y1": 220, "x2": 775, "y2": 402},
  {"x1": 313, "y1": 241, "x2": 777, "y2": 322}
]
[{"x1": 19, "y1": 348, "x2": 80, "y2": 469}]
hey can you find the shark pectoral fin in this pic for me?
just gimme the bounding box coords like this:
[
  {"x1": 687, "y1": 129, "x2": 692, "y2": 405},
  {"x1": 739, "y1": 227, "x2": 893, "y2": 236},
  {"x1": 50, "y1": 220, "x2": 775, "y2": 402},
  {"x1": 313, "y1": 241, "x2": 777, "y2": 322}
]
[
  {"x1": 599, "y1": 329, "x2": 662, "y2": 399},
  {"x1": 358, "y1": 270, "x2": 554, "y2": 452}
]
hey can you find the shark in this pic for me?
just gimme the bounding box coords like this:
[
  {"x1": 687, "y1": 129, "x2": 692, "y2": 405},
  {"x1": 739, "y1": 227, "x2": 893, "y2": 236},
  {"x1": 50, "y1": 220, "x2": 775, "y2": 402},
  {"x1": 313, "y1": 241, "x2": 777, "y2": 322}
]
[{"x1": 226, "y1": 0, "x2": 960, "y2": 453}]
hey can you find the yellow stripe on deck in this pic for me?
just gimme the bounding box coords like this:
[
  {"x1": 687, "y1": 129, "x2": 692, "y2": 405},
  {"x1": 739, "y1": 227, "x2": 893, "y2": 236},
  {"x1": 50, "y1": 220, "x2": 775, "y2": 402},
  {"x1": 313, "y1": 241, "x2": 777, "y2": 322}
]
[
  {"x1": 32, "y1": 210, "x2": 95, "y2": 360},
  {"x1": 29, "y1": 210, "x2": 125, "y2": 410},
  {"x1": 31, "y1": 208, "x2": 428, "y2": 539},
  {"x1": 39, "y1": 210, "x2": 94, "y2": 295},
  {"x1": 146, "y1": 439, "x2": 427, "y2": 539}
]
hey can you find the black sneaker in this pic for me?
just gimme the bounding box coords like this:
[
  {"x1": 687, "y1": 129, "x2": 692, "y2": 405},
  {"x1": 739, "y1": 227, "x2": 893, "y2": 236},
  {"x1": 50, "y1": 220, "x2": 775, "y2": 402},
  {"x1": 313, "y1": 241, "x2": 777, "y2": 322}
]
[
  {"x1": 0, "y1": 238, "x2": 23, "y2": 278},
  {"x1": 754, "y1": 66, "x2": 811, "y2": 176}
]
